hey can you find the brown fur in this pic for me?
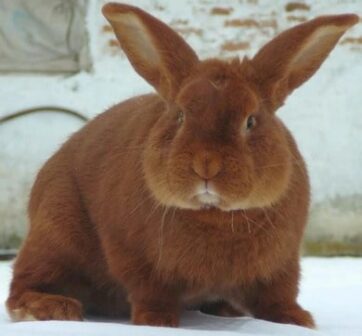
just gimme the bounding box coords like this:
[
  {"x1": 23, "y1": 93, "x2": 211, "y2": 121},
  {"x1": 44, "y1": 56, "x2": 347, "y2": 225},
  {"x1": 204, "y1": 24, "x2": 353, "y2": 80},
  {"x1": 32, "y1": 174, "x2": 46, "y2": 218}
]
[{"x1": 6, "y1": 3, "x2": 358, "y2": 329}]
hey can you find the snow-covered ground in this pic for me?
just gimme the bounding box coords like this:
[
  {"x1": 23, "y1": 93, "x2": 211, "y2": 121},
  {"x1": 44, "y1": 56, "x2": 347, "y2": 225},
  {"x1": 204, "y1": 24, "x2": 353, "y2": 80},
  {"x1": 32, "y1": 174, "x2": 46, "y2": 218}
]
[{"x1": 1, "y1": 258, "x2": 361, "y2": 336}]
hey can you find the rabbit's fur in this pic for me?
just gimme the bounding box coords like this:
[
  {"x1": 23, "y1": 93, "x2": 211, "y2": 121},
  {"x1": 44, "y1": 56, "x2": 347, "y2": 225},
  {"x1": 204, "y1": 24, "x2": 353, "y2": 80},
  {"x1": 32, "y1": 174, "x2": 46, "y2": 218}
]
[{"x1": 6, "y1": 3, "x2": 358, "y2": 328}]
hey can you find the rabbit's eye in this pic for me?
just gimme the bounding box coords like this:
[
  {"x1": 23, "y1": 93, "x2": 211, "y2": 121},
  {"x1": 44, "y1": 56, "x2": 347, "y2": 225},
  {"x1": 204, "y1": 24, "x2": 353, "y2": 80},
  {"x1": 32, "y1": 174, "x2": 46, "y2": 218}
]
[
  {"x1": 177, "y1": 111, "x2": 184, "y2": 124},
  {"x1": 246, "y1": 115, "x2": 256, "y2": 130}
]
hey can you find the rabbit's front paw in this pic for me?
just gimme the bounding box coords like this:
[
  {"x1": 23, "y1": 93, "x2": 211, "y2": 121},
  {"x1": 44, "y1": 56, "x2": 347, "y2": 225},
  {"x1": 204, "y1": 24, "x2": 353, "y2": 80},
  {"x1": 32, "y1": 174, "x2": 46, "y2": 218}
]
[{"x1": 132, "y1": 310, "x2": 179, "y2": 327}]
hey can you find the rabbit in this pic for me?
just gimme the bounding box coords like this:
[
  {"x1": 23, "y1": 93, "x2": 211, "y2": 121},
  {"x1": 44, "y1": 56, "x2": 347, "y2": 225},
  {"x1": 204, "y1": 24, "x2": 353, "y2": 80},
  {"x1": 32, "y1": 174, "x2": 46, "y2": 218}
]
[{"x1": 6, "y1": 2, "x2": 358, "y2": 329}]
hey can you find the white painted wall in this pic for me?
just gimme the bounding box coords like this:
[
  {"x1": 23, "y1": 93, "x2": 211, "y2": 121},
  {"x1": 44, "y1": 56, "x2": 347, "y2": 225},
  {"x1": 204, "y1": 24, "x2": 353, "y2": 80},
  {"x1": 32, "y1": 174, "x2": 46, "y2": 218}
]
[{"x1": 0, "y1": 0, "x2": 361, "y2": 252}]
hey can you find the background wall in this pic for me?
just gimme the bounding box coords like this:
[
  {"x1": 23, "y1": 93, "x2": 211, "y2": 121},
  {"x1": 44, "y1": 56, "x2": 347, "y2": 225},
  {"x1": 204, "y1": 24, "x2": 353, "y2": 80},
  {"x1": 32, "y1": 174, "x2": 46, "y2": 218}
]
[{"x1": 0, "y1": 0, "x2": 361, "y2": 254}]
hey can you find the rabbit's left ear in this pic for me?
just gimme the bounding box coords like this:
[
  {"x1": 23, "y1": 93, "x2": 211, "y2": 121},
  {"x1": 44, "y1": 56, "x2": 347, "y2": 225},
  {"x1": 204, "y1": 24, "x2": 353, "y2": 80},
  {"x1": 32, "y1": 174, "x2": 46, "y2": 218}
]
[
  {"x1": 250, "y1": 14, "x2": 359, "y2": 111},
  {"x1": 102, "y1": 3, "x2": 199, "y2": 101}
]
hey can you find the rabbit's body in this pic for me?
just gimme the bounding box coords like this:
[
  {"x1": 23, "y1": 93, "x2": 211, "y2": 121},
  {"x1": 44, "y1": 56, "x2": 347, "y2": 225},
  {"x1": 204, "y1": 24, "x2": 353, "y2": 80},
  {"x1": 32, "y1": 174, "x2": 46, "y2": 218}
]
[
  {"x1": 9, "y1": 91, "x2": 307, "y2": 318},
  {"x1": 7, "y1": 3, "x2": 358, "y2": 329},
  {"x1": 8, "y1": 89, "x2": 310, "y2": 323}
]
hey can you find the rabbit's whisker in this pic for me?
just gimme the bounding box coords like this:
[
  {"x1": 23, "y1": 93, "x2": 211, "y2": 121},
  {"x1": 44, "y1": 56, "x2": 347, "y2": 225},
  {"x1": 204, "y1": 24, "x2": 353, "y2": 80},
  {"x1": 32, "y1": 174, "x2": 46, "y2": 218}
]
[
  {"x1": 157, "y1": 206, "x2": 170, "y2": 268},
  {"x1": 230, "y1": 210, "x2": 235, "y2": 233}
]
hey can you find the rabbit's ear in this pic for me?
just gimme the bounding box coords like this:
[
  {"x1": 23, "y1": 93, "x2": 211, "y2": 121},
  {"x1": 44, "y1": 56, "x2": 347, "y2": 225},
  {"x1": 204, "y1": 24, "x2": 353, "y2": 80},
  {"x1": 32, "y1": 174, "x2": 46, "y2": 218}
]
[
  {"x1": 250, "y1": 14, "x2": 359, "y2": 110},
  {"x1": 102, "y1": 3, "x2": 199, "y2": 101}
]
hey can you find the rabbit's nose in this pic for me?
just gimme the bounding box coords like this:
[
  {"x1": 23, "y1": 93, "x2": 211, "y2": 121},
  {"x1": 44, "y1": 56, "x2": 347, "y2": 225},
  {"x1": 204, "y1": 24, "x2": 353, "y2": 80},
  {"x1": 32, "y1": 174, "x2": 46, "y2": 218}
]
[{"x1": 192, "y1": 151, "x2": 222, "y2": 180}]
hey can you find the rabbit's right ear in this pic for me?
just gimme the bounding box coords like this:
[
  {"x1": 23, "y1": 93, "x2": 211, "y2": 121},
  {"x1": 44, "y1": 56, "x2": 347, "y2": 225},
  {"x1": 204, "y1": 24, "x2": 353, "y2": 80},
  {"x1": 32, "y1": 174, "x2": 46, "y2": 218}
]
[
  {"x1": 102, "y1": 3, "x2": 199, "y2": 101},
  {"x1": 250, "y1": 14, "x2": 359, "y2": 111}
]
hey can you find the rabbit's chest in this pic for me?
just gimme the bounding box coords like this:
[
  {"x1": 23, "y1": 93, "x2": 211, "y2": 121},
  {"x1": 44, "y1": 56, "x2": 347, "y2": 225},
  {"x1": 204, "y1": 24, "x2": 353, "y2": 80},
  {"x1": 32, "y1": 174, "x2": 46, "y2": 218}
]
[{"x1": 156, "y1": 225, "x2": 282, "y2": 287}]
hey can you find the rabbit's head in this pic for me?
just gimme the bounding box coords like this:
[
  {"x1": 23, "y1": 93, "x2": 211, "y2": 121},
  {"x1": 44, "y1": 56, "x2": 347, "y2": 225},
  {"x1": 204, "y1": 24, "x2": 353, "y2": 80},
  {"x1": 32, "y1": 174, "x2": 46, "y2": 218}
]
[{"x1": 103, "y1": 3, "x2": 358, "y2": 211}]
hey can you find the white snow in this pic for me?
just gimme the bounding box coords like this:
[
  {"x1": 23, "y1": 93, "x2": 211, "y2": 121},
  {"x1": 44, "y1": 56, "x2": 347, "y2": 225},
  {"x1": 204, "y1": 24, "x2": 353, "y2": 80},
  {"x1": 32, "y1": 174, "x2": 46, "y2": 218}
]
[{"x1": 1, "y1": 258, "x2": 362, "y2": 336}]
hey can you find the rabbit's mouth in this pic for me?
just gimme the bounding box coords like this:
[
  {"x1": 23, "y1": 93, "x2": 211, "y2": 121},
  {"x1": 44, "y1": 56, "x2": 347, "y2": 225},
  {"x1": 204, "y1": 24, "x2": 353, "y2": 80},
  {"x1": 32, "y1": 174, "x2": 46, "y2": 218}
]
[
  {"x1": 192, "y1": 183, "x2": 221, "y2": 208},
  {"x1": 197, "y1": 192, "x2": 220, "y2": 207}
]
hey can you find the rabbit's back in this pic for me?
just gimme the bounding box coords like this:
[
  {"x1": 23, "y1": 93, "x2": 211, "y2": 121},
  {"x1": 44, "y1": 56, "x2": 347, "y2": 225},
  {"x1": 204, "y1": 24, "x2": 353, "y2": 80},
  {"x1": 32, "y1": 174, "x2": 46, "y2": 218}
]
[{"x1": 29, "y1": 94, "x2": 163, "y2": 222}]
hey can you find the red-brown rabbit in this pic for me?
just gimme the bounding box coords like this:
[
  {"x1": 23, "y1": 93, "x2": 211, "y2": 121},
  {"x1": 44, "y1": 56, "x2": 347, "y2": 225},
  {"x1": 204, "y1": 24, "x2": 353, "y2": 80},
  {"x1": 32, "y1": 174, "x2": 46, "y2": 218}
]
[{"x1": 6, "y1": 2, "x2": 358, "y2": 329}]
